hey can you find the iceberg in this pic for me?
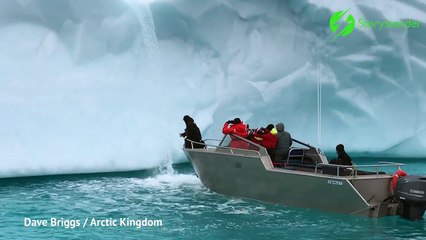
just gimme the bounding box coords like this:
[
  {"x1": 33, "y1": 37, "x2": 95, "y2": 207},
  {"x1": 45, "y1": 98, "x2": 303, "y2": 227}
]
[{"x1": 0, "y1": 0, "x2": 425, "y2": 177}]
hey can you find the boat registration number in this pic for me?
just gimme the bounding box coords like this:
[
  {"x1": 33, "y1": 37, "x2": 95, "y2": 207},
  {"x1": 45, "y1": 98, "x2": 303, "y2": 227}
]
[{"x1": 327, "y1": 180, "x2": 343, "y2": 186}]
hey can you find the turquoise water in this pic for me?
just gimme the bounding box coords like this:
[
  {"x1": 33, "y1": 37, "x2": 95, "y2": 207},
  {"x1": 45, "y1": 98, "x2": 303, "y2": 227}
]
[{"x1": 1, "y1": 159, "x2": 425, "y2": 239}]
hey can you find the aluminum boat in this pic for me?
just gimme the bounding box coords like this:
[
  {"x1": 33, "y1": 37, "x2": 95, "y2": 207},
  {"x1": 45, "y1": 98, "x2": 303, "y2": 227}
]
[{"x1": 183, "y1": 134, "x2": 426, "y2": 219}]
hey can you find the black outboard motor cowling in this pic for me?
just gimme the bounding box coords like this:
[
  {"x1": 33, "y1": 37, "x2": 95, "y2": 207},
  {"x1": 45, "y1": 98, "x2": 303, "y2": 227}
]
[{"x1": 394, "y1": 175, "x2": 426, "y2": 220}]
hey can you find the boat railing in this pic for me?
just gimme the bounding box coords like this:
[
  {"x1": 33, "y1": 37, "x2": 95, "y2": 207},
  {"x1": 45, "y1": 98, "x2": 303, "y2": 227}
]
[
  {"x1": 183, "y1": 136, "x2": 267, "y2": 158},
  {"x1": 216, "y1": 134, "x2": 269, "y2": 157},
  {"x1": 203, "y1": 139, "x2": 222, "y2": 145},
  {"x1": 183, "y1": 138, "x2": 220, "y2": 149},
  {"x1": 215, "y1": 146, "x2": 265, "y2": 158},
  {"x1": 291, "y1": 138, "x2": 313, "y2": 149},
  {"x1": 315, "y1": 162, "x2": 405, "y2": 177},
  {"x1": 286, "y1": 147, "x2": 310, "y2": 162},
  {"x1": 352, "y1": 162, "x2": 405, "y2": 177}
]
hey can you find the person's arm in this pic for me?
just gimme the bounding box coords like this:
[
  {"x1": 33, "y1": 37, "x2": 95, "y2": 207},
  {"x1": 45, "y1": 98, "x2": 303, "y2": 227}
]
[
  {"x1": 338, "y1": 153, "x2": 352, "y2": 165},
  {"x1": 344, "y1": 153, "x2": 353, "y2": 165},
  {"x1": 222, "y1": 122, "x2": 234, "y2": 134}
]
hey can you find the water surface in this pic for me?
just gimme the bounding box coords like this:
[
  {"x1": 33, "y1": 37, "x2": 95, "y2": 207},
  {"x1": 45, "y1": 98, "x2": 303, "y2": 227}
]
[{"x1": 0, "y1": 158, "x2": 425, "y2": 239}]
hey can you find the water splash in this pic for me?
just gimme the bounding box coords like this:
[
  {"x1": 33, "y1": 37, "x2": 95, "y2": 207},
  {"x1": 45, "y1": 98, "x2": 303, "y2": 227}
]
[{"x1": 156, "y1": 154, "x2": 175, "y2": 175}]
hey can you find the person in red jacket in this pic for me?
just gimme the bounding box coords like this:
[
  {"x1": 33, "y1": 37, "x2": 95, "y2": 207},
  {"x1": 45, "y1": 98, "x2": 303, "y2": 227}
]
[
  {"x1": 222, "y1": 118, "x2": 248, "y2": 149},
  {"x1": 252, "y1": 124, "x2": 278, "y2": 158},
  {"x1": 222, "y1": 118, "x2": 248, "y2": 137}
]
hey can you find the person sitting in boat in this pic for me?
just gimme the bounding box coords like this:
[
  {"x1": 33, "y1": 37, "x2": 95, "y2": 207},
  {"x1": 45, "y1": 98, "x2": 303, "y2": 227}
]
[
  {"x1": 274, "y1": 122, "x2": 292, "y2": 163},
  {"x1": 222, "y1": 118, "x2": 249, "y2": 148},
  {"x1": 180, "y1": 115, "x2": 204, "y2": 149},
  {"x1": 329, "y1": 144, "x2": 353, "y2": 165},
  {"x1": 251, "y1": 124, "x2": 278, "y2": 158}
]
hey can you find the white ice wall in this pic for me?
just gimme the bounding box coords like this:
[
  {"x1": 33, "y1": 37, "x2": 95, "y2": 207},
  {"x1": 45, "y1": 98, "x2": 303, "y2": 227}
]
[{"x1": 0, "y1": 0, "x2": 425, "y2": 177}]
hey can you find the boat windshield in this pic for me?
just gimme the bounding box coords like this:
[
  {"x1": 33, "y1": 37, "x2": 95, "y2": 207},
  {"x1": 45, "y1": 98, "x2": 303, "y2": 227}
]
[{"x1": 219, "y1": 134, "x2": 261, "y2": 151}]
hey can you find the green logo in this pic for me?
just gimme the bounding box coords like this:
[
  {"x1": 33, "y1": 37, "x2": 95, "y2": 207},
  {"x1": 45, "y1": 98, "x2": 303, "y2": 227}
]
[
  {"x1": 329, "y1": 8, "x2": 420, "y2": 40},
  {"x1": 329, "y1": 8, "x2": 355, "y2": 38}
]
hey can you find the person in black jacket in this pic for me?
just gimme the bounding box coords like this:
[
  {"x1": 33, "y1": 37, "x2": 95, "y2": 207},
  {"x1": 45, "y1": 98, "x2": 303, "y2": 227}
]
[
  {"x1": 330, "y1": 144, "x2": 353, "y2": 165},
  {"x1": 180, "y1": 115, "x2": 204, "y2": 149}
]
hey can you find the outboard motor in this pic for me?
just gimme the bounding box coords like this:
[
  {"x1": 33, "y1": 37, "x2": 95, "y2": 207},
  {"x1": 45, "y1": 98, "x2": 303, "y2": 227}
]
[{"x1": 394, "y1": 175, "x2": 426, "y2": 220}]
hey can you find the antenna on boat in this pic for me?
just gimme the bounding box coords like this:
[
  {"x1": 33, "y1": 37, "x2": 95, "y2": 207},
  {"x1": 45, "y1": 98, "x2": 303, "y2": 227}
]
[{"x1": 317, "y1": 63, "x2": 322, "y2": 148}]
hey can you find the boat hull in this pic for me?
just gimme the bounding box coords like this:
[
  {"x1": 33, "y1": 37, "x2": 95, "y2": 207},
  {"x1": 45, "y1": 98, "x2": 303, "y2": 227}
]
[{"x1": 184, "y1": 148, "x2": 394, "y2": 217}]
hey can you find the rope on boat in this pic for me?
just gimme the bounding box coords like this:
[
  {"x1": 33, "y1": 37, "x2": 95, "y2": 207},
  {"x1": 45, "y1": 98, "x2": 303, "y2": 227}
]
[{"x1": 317, "y1": 63, "x2": 322, "y2": 148}]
